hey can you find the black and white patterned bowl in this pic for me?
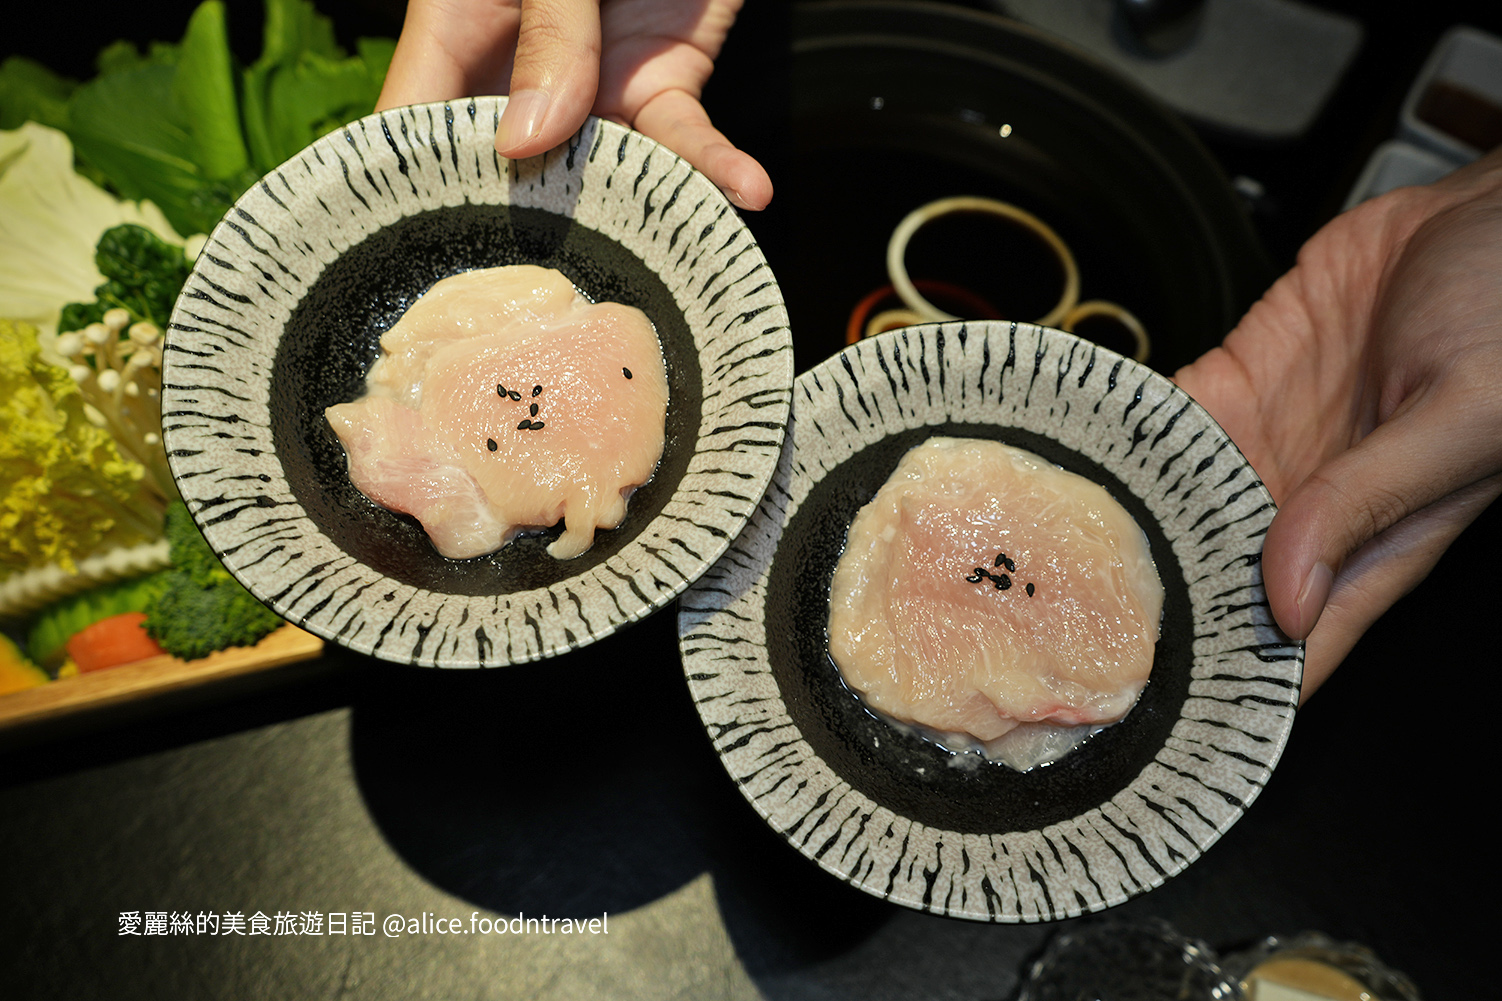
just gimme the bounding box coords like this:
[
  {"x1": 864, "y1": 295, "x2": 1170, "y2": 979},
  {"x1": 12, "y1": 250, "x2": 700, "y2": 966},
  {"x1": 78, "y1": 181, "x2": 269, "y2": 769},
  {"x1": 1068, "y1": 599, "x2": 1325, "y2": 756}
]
[
  {"x1": 678, "y1": 321, "x2": 1302, "y2": 921},
  {"x1": 161, "y1": 97, "x2": 791, "y2": 667}
]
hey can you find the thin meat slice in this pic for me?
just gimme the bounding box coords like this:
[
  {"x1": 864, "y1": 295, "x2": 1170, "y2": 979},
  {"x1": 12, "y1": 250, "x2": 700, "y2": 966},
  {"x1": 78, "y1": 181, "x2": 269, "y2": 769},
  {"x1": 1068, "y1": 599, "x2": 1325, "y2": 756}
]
[
  {"x1": 325, "y1": 266, "x2": 668, "y2": 560},
  {"x1": 325, "y1": 395, "x2": 507, "y2": 558},
  {"x1": 828, "y1": 437, "x2": 1163, "y2": 754}
]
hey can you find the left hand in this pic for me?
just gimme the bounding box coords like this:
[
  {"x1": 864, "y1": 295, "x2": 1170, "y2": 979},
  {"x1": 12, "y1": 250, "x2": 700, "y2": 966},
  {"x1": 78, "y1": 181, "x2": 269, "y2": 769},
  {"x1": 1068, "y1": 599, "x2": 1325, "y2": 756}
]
[
  {"x1": 1175, "y1": 149, "x2": 1502, "y2": 701},
  {"x1": 376, "y1": 0, "x2": 773, "y2": 210}
]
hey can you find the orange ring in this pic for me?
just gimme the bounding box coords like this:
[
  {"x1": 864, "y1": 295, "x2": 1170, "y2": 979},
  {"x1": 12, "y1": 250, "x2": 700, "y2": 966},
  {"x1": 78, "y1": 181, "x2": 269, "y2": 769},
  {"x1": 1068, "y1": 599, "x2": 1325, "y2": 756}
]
[{"x1": 846, "y1": 280, "x2": 1002, "y2": 344}]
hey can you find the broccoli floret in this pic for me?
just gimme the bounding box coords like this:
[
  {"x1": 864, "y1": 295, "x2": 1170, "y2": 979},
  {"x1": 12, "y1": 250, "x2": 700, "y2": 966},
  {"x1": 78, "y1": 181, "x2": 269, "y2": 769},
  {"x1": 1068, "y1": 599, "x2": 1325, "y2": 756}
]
[
  {"x1": 143, "y1": 577, "x2": 283, "y2": 660},
  {"x1": 57, "y1": 223, "x2": 191, "y2": 333},
  {"x1": 160, "y1": 500, "x2": 230, "y2": 586},
  {"x1": 141, "y1": 501, "x2": 283, "y2": 660}
]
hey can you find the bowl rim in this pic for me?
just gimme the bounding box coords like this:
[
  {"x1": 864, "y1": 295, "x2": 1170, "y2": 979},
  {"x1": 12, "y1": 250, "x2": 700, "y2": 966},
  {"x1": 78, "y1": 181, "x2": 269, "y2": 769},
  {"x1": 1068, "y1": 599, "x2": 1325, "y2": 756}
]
[
  {"x1": 161, "y1": 96, "x2": 793, "y2": 668},
  {"x1": 678, "y1": 319, "x2": 1302, "y2": 921}
]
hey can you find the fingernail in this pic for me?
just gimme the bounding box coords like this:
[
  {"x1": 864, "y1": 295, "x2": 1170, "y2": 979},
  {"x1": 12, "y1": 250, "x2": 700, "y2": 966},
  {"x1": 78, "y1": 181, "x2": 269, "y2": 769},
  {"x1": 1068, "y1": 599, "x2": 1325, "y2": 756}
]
[
  {"x1": 723, "y1": 186, "x2": 751, "y2": 210},
  {"x1": 495, "y1": 90, "x2": 550, "y2": 153},
  {"x1": 1295, "y1": 561, "x2": 1334, "y2": 636}
]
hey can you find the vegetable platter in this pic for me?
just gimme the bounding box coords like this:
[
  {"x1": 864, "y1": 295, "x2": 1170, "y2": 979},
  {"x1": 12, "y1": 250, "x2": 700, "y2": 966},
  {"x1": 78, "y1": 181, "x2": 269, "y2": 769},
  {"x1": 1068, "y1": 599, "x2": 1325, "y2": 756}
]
[{"x1": 0, "y1": 0, "x2": 395, "y2": 729}]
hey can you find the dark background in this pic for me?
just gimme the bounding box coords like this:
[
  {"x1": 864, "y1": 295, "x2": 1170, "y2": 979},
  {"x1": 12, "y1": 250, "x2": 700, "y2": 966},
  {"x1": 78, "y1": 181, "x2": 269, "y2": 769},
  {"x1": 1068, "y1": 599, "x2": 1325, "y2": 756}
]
[{"x1": 3, "y1": 2, "x2": 1498, "y2": 998}]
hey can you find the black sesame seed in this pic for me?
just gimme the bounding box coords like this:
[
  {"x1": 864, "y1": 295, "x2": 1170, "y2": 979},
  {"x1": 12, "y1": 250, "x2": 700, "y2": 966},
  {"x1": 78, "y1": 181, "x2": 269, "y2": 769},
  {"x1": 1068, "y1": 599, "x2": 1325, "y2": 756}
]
[
  {"x1": 509, "y1": 390, "x2": 522, "y2": 401},
  {"x1": 965, "y1": 571, "x2": 984, "y2": 583},
  {"x1": 517, "y1": 419, "x2": 533, "y2": 430},
  {"x1": 1026, "y1": 582, "x2": 1035, "y2": 597},
  {"x1": 497, "y1": 384, "x2": 507, "y2": 397},
  {"x1": 529, "y1": 402, "x2": 539, "y2": 416},
  {"x1": 532, "y1": 421, "x2": 544, "y2": 430},
  {"x1": 995, "y1": 573, "x2": 1012, "y2": 590},
  {"x1": 994, "y1": 553, "x2": 1005, "y2": 567},
  {"x1": 486, "y1": 438, "x2": 498, "y2": 451},
  {"x1": 623, "y1": 367, "x2": 633, "y2": 380},
  {"x1": 532, "y1": 384, "x2": 542, "y2": 397}
]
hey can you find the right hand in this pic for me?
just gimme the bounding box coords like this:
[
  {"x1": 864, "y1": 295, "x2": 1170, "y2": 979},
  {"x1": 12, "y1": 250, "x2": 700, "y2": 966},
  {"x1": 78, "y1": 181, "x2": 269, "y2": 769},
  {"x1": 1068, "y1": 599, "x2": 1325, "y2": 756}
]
[{"x1": 1174, "y1": 149, "x2": 1502, "y2": 700}]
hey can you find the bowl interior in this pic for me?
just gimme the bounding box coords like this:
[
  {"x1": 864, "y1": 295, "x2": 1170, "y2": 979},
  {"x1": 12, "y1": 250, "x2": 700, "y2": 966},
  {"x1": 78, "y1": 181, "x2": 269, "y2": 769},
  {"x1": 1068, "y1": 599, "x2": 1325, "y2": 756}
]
[
  {"x1": 272, "y1": 203, "x2": 702, "y2": 595},
  {"x1": 765, "y1": 420, "x2": 1194, "y2": 833}
]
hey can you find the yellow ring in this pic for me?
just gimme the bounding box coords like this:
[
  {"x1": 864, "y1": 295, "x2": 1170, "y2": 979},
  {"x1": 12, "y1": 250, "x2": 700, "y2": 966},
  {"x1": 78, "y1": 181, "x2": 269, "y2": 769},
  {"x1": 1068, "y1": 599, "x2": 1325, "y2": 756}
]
[
  {"x1": 864, "y1": 308, "x2": 927, "y2": 339},
  {"x1": 1060, "y1": 300, "x2": 1151, "y2": 363},
  {"x1": 886, "y1": 196, "x2": 1081, "y2": 328}
]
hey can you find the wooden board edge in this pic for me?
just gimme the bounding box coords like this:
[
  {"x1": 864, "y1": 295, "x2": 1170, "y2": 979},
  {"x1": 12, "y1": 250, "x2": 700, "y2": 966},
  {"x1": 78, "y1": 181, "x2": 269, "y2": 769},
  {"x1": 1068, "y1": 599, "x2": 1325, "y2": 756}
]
[{"x1": 0, "y1": 624, "x2": 325, "y2": 729}]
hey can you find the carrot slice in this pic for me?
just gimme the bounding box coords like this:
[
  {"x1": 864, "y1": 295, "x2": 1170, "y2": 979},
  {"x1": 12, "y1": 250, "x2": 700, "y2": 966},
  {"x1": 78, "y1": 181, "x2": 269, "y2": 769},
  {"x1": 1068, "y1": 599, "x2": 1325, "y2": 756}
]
[{"x1": 65, "y1": 611, "x2": 167, "y2": 673}]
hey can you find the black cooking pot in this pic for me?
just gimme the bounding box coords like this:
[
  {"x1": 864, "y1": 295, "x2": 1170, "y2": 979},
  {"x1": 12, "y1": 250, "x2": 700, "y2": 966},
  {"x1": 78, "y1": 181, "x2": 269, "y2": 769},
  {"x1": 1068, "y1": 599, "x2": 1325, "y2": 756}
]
[{"x1": 786, "y1": 0, "x2": 1273, "y2": 374}]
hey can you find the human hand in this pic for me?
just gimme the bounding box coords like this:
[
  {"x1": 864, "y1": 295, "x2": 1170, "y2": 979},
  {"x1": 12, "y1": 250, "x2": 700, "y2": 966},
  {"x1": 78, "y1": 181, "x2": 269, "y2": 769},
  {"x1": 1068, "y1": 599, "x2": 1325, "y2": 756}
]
[
  {"x1": 376, "y1": 0, "x2": 773, "y2": 210},
  {"x1": 1175, "y1": 149, "x2": 1502, "y2": 701}
]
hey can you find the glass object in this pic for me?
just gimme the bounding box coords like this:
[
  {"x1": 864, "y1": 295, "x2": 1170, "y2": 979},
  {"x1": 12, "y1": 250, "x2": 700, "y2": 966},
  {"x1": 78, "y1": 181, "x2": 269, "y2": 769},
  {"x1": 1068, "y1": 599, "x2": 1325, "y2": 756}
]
[
  {"x1": 1018, "y1": 917, "x2": 1243, "y2": 1001},
  {"x1": 1219, "y1": 931, "x2": 1423, "y2": 1001}
]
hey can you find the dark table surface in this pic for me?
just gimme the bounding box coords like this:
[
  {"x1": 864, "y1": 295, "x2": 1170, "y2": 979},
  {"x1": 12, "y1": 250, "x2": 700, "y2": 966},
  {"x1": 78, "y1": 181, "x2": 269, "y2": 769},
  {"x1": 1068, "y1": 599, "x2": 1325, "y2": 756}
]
[{"x1": 3, "y1": 2, "x2": 1498, "y2": 998}]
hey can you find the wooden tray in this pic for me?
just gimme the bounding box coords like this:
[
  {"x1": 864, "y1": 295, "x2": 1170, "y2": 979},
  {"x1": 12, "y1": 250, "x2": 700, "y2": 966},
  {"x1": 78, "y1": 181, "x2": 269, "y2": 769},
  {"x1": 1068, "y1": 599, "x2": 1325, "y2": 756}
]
[{"x1": 0, "y1": 624, "x2": 324, "y2": 730}]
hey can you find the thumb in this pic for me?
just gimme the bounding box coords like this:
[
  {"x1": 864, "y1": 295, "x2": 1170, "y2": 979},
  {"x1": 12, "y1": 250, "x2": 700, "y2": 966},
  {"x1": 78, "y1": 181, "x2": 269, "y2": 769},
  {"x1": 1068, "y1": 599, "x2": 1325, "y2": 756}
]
[
  {"x1": 1264, "y1": 386, "x2": 1502, "y2": 696},
  {"x1": 495, "y1": 0, "x2": 602, "y2": 158}
]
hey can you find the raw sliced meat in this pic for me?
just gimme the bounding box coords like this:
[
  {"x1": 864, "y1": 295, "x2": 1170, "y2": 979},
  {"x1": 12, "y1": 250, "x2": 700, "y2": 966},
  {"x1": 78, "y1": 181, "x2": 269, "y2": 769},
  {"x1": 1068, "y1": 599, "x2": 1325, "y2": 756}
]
[
  {"x1": 827, "y1": 437, "x2": 1163, "y2": 761},
  {"x1": 325, "y1": 266, "x2": 668, "y2": 560}
]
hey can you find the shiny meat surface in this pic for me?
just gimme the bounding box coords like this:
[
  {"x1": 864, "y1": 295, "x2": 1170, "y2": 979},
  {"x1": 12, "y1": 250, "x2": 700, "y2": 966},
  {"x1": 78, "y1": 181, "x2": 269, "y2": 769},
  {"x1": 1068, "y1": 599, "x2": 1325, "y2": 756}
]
[
  {"x1": 828, "y1": 437, "x2": 1163, "y2": 746},
  {"x1": 325, "y1": 266, "x2": 668, "y2": 559}
]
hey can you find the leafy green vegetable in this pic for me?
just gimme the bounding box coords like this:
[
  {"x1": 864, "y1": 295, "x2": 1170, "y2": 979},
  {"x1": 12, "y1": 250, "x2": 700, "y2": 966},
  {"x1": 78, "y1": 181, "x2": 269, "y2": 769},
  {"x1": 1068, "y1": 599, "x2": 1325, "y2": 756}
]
[
  {"x1": 65, "y1": 28, "x2": 258, "y2": 239},
  {"x1": 57, "y1": 223, "x2": 192, "y2": 334},
  {"x1": 94, "y1": 39, "x2": 174, "y2": 77},
  {"x1": 51, "y1": 0, "x2": 394, "y2": 237},
  {"x1": 241, "y1": 0, "x2": 395, "y2": 171},
  {"x1": 0, "y1": 57, "x2": 77, "y2": 132},
  {"x1": 172, "y1": 1, "x2": 250, "y2": 182},
  {"x1": 65, "y1": 57, "x2": 226, "y2": 236},
  {"x1": 142, "y1": 501, "x2": 283, "y2": 660},
  {"x1": 25, "y1": 572, "x2": 169, "y2": 669},
  {"x1": 0, "y1": 319, "x2": 160, "y2": 576}
]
